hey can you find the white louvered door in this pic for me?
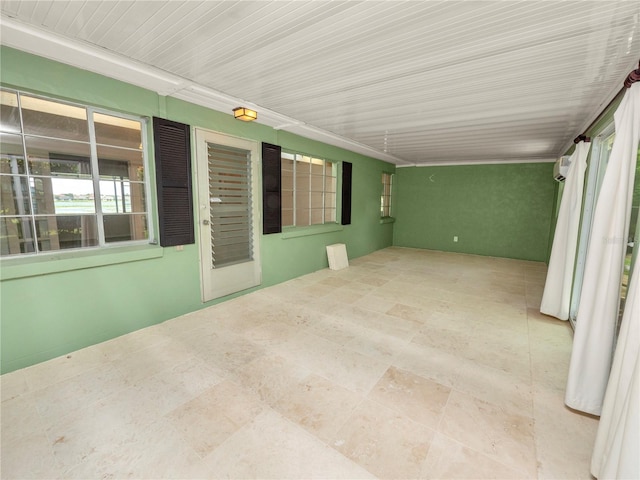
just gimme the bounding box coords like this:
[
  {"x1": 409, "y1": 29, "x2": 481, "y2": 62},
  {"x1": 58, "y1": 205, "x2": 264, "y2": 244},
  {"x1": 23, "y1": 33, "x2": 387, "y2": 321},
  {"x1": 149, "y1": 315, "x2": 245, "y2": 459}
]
[{"x1": 195, "y1": 129, "x2": 261, "y2": 302}]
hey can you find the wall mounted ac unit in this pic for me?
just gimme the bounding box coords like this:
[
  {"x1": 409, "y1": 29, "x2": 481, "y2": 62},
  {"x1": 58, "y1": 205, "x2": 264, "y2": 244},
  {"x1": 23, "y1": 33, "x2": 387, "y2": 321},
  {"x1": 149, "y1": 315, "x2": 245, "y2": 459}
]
[{"x1": 553, "y1": 155, "x2": 572, "y2": 182}]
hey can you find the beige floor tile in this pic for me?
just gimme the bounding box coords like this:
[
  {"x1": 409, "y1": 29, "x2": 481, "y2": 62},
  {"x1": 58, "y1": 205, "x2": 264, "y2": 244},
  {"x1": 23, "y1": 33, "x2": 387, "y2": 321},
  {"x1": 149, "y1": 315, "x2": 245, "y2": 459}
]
[
  {"x1": 1, "y1": 368, "x2": 29, "y2": 402},
  {"x1": 421, "y1": 433, "x2": 534, "y2": 479},
  {"x1": 60, "y1": 418, "x2": 200, "y2": 479},
  {"x1": 0, "y1": 247, "x2": 597, "y2": 480},
  {"x1": 272, "y1": 373, "x2": 364, "y2": 443},
  {"x1": 0, "y1": 431, "x2": 63, "y2": 480},
  {"x1": 166, "y1": 379, "x2": 264, "y2": 458},
  {"x1": 392, "y1": 341, "x2": 464, "y2": 388},
  {"x1": 233, "y1": 353, "x2": 310, "y2": 405},
  {"x1": 439, "y1": 390, "x2": 537, "y2": 476},
  {"x1": 23, "y1": 345, "x2": 110, "y2": 391},
  {"x1": 194, "y1": 409, "x2": 376, "y2": 479},
  {"x1": 369, "y1": 366, "x2": 451, "y2": 429},
  {"x1": 533, "y1": 387, "x2": 599, "y2": 480},
  {"x1": 333, "y1": 398, "x2": 435, "y2": 479}
]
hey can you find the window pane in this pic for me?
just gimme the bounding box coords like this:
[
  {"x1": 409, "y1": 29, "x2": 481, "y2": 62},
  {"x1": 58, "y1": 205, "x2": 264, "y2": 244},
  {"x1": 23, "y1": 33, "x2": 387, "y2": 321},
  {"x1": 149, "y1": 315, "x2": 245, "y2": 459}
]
[
  {"x1": 100, "y1": 180, "x2": 146, "y2": 213},
  {"x1": 311, "y1": 159, "x2": 324, "y2": 175},
  {"x1": 296, "y1": 209, "x2": 310, "y2": 226},
  {"x1": 296, "y1": 192, "x2": 310, "y2": 209},
  {"x1": 282, "y1": 209, "x2": 294, "y2": 226},
  {"x1": 32, "y1": 177, "x2": 95, "y2": 215},
  {"x1": 1, "y1": 133, "x2": 26, "y2": 174},
  {"x1": 296, "y1": 156, "x2": 311, "y2": 174},
  {"x1": 281, "y1": 190, "x2": 294, "y2": 209},
  {"x1": 311, "y1": 175, "x2": 325, "y2": 191},
  {"x1": 1, "y1": 216, "x2": 35, "y2": 256},
  {"x1": 310, "y1": 192, "x2": 324, "y2": 209},
  {"x1": 36, "y1": 215, "x2": 98, "y2": 251},
  {"x1": 94, "y1": 113, "x2": 142, "y2": 150},
  {"x1": 1, "y1": 175, "x2": 31, "y2": 215},
  {"x1": 310, "y1": 209, "x2": 323, "y2": 225},
  {"x1": 104, "y1": 214, "x2": 148, "y2": 243},
  {"x1": 325, "y1": 193, "x2": 336, "y2": 208},
  {"x1": 325, "y1": 208, "x2": 336, "y2": 223},
  {"x1": 98, "y1": 145, "x2": 144, "y2": 181},
  {"x1": 21, "y1": 95, "x2": 89, "y2": 142},
  {"x1": 26, "y1": 137, "x2": 92, "y2": 177},
  {"x1": 325, "y1": 175, "x2": 336, "y2": 193},
  {"x1": 0, "y1": 91, "x2": 21, "y2": 134}
]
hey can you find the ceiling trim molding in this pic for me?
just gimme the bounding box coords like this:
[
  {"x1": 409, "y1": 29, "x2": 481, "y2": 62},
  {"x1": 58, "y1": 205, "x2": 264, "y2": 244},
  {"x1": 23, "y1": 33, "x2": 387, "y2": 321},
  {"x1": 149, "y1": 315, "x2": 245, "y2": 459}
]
[
  {"x1": 0, "y1": 15, "x2": 407, "y2": 165},
  {"x1": 396, "y1": 158, "x2": 557, "y2": 168}
]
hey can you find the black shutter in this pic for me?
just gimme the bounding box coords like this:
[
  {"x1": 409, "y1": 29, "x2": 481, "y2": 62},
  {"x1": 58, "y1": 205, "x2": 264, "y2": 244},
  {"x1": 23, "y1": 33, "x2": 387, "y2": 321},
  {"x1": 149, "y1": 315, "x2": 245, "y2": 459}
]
[
  {"x1": 153, "y1": 117, "x2": 194, "y2": 247},
  {"x1": 262, "y1": 142, "x2": 282, "y2": 234},
  {"x1": 341, "y1": 161, "x2": 352, "y2": 225}
]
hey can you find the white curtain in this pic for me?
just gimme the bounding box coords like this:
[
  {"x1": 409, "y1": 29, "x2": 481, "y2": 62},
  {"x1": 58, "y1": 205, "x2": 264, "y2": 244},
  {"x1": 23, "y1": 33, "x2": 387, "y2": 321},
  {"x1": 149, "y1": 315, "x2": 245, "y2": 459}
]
[
  {"x1": 591, "y1": 263, "x2": 639, "y2": 479},
  {"x1": 565, "y1": 83, "x2": 640, "y2": 415},
  {"x1": 540, "y1": 141, "x2": 591, "y2": 320}
]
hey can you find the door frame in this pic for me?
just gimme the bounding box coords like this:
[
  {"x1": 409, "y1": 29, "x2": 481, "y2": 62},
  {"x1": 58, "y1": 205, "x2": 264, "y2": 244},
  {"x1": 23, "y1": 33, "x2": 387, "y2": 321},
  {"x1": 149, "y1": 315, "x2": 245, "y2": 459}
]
[{"x1": 193, "y1": 128, "x2": 262, "y2": 302}]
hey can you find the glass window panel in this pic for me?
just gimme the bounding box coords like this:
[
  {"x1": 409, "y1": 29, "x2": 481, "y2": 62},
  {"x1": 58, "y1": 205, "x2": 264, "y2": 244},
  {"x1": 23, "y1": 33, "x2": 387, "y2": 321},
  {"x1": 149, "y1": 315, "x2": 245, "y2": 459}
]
[
  {"x1": 324, "y1": 208, "x2": 336, "y2": 223},
  {"x1": 310, "y1": 209, "x2": 323, "y2": 225},
  {"x1": 104, "y1": 214, "x2": 148, "y2": 243},
  {"x1": 310, "y1": 192, "x2": 324, "y2": 209},
  {"x1": 281, "y1": 190, "x2": 294, "y2": 209},
  {"x1": 100, "y1": 180, "x2": 146, "y2": 214},
  {"x1": 282, "y1": 209, "x2": 294, "y2": 227},
  {"x1": 311, "y1": 160, "x2": 324, "y2": 175},
  {"x1": 282, "y1": 171, "x2": 294, "y2": 190},
  {"x1": 1, "y1": 216, "x2": 36, "y2": 256},
  {"x1": 282, "y1": 156, "x2": 294, "y2": 172},
  {"x1": 36, "y1": 215, "x2": 98, "y2": 251},
  {"x1": 296, "y1": 192, "x2": 310, "y2": 209},
  {"x1": 325, "y1": 193, "x2": 336, "y2": 208},
  {"x1": 98, "y1": 145, "x2": 144, "y2": 181},
  {"x1": 311, "y1": 175, "x2": 325, "y2": 191},
  {"x1": 21, "y1": 95, "x2": 89, "y2": 142},
  {"x1": 26, "y1": 137, "x2": 92, "y2": 177},
  {"x1": 296, "y1": 156, "x2": 310, "y2": 174},
  {"x1": 296, "y1": 209, "x2": 310, "y2": 226},
  {"x1": 1, "y1": 133, "x2": 26, "y2": 174},
  {"x1": 32, "y1": 177, "x2": 95, "y2": 215},
  {"x1": 94, "y1": 113, "x2": 142, "y2": 150},
  {"x1": 0, "y1": 91, "x2": 21, "y2": 134},
  {"x1": 296, "y1": 171, "x2": 310, "y2": 193},
  {"x1": 1, "y1": 175, "x2": 31, "y2": 215},
  {"x1": 325, "y1": 175, "x2": 336, "y2": 193}
]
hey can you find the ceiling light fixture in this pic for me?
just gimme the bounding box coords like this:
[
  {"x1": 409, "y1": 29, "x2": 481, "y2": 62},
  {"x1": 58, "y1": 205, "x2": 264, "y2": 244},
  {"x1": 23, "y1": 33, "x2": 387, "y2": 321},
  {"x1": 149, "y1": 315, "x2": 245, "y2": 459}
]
[{"x1": 233, "y1": 107, "x2": 257, "y2": 122}]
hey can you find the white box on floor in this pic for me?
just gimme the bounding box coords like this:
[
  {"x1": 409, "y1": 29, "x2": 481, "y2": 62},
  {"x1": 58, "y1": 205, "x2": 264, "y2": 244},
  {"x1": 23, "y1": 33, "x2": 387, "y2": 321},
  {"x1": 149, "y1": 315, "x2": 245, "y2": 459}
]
[{"x1": 326, "y1": 243, "x2": 349, "y2": 270}]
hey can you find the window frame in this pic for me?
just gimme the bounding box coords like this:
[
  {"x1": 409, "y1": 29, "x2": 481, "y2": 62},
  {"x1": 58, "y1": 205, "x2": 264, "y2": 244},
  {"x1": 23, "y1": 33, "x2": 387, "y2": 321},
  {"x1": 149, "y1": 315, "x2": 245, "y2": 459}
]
[
  {"x1": 381, "y1": 171, "x2": 394, "y2": 219},
  {"x1": 0, "y1": 88, "x2": 154, "y2": 258},
  {"x1": 280, "y1": 150, "x2": 338, "y2": 228}
]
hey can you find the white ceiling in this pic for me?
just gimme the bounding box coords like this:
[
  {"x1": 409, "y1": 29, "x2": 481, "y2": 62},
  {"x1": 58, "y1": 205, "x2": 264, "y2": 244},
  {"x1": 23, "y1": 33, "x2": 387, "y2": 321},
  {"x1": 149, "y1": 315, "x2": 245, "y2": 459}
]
[{"x1": 1, "y1": 1, "x2": 639, "y2": 166}]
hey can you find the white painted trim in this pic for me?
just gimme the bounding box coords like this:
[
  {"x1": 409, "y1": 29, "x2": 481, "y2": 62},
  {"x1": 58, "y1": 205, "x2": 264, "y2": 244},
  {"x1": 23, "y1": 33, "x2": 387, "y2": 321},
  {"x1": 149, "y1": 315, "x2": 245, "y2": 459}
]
[
  {"x1": 1, "y1": 15, "x2": 407, "y2": 166},
  {"x1": 396, "y1": 158, "x2": 556, "y2": 167}
]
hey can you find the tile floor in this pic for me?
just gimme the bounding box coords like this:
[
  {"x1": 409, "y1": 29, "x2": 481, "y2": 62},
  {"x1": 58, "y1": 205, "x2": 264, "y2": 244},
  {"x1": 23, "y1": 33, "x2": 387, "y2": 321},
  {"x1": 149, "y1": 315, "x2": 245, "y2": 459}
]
[{"x1": 1, "y1": 247, "x2": 599, "y2": 479}]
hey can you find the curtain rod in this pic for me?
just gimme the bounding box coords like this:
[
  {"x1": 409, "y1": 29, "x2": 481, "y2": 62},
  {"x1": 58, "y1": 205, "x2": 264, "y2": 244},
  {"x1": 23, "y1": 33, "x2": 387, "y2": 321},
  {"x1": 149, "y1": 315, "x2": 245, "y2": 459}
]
[{"x1": 573, "y1": 60, "x2": 640, "y2": 144}]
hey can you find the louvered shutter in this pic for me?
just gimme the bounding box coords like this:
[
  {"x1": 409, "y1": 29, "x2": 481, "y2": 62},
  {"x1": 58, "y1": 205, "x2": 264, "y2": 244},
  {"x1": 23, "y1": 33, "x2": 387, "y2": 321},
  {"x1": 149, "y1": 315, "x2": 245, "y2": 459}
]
[
  {"x1": 262, "y1": 142, "x2": 282, "y2": 234},
  {"x1": 153, "y1": 117, "x2": 194, "y2": 247},
  {"x1": 341, "y1": 161, "x2": 352, "y2": 225}
]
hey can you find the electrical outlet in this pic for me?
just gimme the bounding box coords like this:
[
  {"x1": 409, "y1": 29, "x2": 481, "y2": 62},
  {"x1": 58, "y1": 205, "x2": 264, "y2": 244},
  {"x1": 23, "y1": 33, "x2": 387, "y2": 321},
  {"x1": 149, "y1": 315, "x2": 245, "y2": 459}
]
[{"x1": 453, "y1": 236, "x2": 458, "y2": 242}]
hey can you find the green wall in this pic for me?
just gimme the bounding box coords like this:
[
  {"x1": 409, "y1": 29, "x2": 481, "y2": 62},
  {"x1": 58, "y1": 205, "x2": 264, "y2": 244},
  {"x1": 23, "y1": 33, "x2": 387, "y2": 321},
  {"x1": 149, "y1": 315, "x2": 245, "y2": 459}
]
[
  {"x1": 393, "y1": 163, "x2": 556, "y2": 262},
  {"x1": 0, "y1": 47, "x2": 394, "y2": 373}
]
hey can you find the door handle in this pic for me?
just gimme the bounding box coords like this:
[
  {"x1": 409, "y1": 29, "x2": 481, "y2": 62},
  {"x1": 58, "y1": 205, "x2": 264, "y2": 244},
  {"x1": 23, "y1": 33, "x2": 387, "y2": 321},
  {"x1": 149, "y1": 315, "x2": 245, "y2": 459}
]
[{"x1": 202, "y1": 219, "x2": 210, "y2": 225}]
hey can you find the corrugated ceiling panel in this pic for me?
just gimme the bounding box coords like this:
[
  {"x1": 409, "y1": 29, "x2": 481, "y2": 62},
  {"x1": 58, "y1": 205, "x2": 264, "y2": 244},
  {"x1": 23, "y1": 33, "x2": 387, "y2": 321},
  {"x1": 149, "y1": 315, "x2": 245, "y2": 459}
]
[{"x1": 1, "y1": 0, "x2": 638, "y2": 164}]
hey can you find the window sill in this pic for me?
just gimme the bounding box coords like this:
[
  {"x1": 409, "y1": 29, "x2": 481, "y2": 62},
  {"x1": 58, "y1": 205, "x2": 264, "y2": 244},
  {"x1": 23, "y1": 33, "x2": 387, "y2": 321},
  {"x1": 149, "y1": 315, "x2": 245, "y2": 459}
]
[
  {"x1": 0, "y1": 244, "x2": 164, "y2": 281},
  {"x1": 281, "y1": 223, "x2": 344, "y2": 239},
  {"x1": 380, "y1": 217, "x2": 396, "y2": 224}
]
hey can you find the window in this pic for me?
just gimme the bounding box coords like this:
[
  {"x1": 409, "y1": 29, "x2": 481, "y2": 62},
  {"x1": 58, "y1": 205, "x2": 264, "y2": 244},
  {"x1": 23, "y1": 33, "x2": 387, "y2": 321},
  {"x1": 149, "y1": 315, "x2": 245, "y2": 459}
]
[
  {"x1": 0, "y1": 89, "x2": 150, "y2": 257},
  {"x1": 381, "y1": 172, "x2": 393, "y2": 217},
  {"x1": 281, "y1": 151, "x2": 337, "y2": 227}
]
